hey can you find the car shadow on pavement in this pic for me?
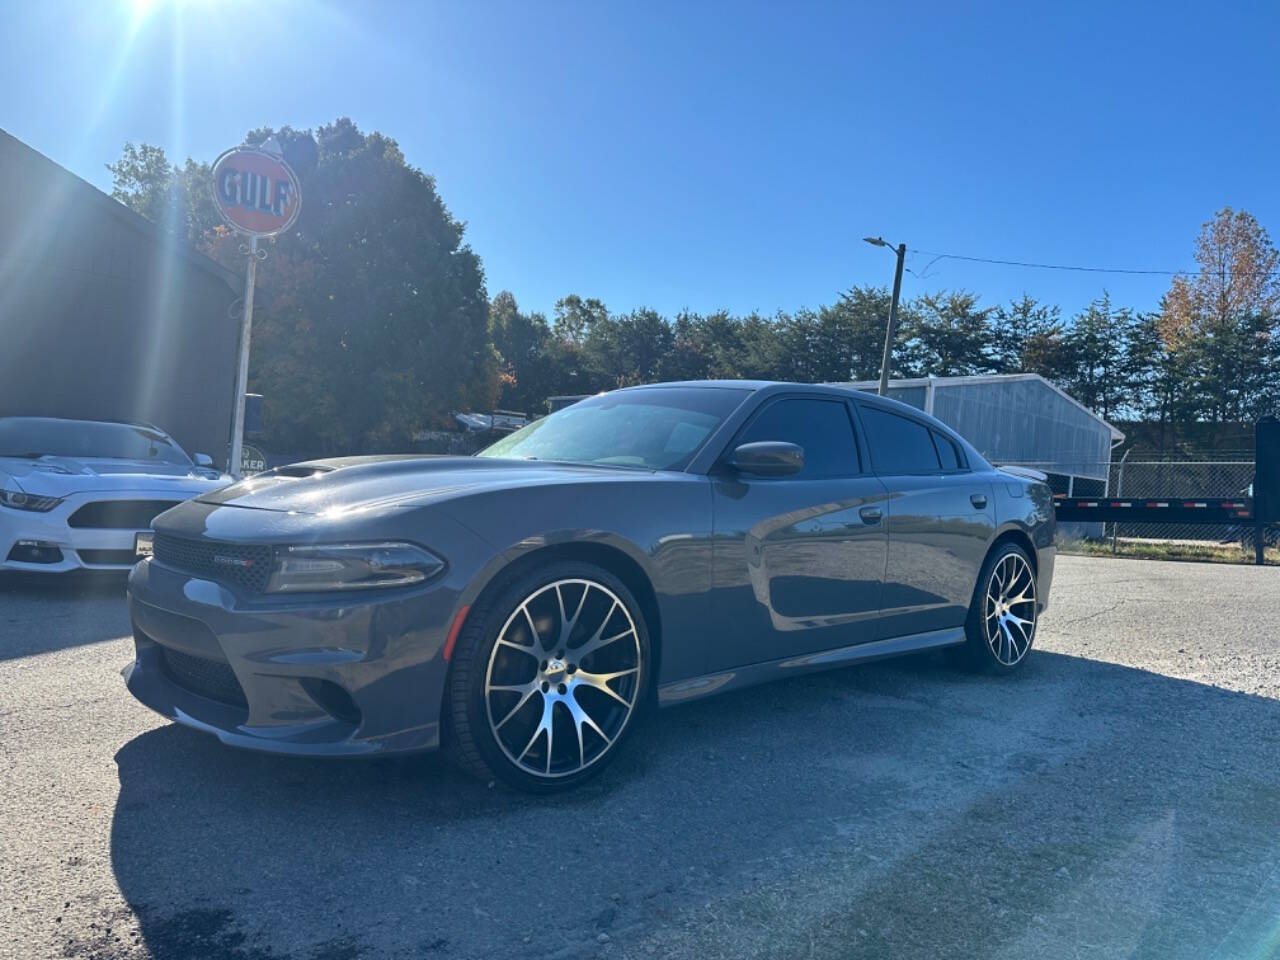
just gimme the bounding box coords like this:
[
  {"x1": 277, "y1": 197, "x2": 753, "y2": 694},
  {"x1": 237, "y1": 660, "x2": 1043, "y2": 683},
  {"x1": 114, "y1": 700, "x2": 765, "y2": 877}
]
[
  {"x1": 0, "y1": 571, "x2": 131, "y2": 661},
  {"x1": 104, "y1": 650, "x2": 1280, "y2": 960}
]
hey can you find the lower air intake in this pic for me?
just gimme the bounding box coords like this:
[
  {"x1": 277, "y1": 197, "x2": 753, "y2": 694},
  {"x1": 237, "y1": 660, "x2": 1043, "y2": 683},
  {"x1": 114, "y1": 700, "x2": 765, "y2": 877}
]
[{"x1": 159, "y1": 646, "x2": 248, "y2": 708}]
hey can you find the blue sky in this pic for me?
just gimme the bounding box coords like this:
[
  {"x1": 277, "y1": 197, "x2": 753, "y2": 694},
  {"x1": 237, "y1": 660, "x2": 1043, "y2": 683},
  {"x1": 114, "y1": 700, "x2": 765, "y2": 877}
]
[{"x1": 3, "y1": 0, "x2": 1278, "y2": 321}]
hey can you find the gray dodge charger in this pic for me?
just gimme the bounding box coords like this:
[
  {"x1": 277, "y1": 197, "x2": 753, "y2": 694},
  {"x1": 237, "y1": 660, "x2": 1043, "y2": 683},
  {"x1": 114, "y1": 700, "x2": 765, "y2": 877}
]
[{"x1": 125, "y1": 381, "x2": 1055, "y2": 791}]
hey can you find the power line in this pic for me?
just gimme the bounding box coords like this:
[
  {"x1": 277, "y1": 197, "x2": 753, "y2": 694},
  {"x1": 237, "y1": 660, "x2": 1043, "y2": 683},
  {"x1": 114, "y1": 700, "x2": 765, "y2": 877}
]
[{"x1": 910, "y1": 249, "x2": 1280, "y2": 279}]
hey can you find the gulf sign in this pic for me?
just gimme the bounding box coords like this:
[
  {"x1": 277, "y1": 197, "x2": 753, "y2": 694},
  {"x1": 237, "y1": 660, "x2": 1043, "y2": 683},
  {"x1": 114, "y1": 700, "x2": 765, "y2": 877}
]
[{"x1": 211, "y1": 147, "x2": 301, "y2": 237}]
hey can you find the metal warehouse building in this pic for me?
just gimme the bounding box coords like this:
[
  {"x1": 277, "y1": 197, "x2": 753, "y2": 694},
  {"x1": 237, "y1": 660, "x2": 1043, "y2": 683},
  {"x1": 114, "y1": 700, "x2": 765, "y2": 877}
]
[
  {"x1": 0, "y1": 129, "x2": 241, "y2": 469},
  {"x1": 844, "y1": 374, "x2": 1123, "y2": 498}
]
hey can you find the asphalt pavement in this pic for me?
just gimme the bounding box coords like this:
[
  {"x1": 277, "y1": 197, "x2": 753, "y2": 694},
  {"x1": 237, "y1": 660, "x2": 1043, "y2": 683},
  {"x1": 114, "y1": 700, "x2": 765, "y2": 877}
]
[{"x1": 2, "y1": 556, "x2": 1279, "y2": 960}]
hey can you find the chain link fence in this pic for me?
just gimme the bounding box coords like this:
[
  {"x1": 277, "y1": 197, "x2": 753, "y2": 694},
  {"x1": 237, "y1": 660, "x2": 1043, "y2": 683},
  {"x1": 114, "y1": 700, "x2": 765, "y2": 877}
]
[{"x1": 997, "y1": 459, "x2": 1258, "y2": 544}]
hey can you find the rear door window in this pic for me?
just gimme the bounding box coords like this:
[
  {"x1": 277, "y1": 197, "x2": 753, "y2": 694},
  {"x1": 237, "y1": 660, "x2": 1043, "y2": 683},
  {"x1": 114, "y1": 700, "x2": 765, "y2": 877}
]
[
  {"x1": 858, "y1": 407, "x2": 941, "y2": 475},
  {"x1": 931, "y1": 430, "x2": 963, "y2": 471},
  {"x1": 736, "y1": 398, "x2": 861, "y2": 478}
]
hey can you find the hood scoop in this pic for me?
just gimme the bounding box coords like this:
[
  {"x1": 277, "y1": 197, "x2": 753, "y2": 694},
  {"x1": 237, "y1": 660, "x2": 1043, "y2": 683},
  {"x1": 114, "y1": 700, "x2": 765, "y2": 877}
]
[
  {"x1": 270, "y1": 465, "x2": 334, "y2": 479},
  {"x1": 195, "y1": 463, "x2": 335, "y2": 506}
]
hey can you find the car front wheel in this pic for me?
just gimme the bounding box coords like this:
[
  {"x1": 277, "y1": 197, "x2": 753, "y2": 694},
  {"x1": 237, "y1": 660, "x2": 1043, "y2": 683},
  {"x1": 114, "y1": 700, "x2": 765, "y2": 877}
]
[{"x1": 446, "y1": 561, "x2": 649, "y2": 792}]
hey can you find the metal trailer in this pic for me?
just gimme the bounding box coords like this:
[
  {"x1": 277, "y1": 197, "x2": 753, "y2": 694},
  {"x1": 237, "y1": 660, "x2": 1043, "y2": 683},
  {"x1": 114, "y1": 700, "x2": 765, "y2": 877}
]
[{"x1": 1053, "y1": 419, "x2": 1279, "y2": 564}]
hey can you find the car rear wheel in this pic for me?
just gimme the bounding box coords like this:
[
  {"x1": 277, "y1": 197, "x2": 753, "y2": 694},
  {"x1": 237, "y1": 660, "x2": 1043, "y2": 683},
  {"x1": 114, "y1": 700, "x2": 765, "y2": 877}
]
[
  {"x1": 953, "y1": 541, "x2": 1038, "y2": 673},
  {"x1": 446, "y1": 561, "x2": 649, "y2": 792}
]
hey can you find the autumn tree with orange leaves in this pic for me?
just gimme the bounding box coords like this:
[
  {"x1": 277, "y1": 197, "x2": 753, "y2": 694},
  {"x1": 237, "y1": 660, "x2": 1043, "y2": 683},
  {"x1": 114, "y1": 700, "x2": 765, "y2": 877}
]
[{"x1": 1157, "y1": 209, "x2": 1280, "y2": 430}]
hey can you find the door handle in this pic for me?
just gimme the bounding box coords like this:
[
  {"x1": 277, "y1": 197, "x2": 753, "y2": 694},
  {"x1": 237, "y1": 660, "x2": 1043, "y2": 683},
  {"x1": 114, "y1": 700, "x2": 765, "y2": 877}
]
[
  {"x1": 970, "y1": 493, "x2": 988, "y2": 509},
  {"x1": 859, "y1": 506, "x2": 882, "y2": 524}
]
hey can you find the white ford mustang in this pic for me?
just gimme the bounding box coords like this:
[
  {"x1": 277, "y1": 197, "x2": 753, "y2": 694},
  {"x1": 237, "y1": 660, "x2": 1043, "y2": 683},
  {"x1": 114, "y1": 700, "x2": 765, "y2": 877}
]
[{"x1": 0, "y1": 417, "x2": 231, "y2": 574}]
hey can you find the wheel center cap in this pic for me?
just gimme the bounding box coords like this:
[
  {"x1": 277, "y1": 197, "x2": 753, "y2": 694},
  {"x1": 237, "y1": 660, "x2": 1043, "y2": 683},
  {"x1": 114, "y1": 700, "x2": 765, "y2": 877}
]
[{"x1": 545, "y1": 658, "x2": 567, "y2": 680}]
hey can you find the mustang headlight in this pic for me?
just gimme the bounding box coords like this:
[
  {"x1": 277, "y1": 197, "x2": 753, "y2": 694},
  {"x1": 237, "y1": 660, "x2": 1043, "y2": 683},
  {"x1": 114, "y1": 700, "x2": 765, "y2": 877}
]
[
  {"x1": 266, "y1": 542, "x2": 444, "y2": 593},
  {"x1": 0, "y1": 488, "x2": 63, "y2": 512}
]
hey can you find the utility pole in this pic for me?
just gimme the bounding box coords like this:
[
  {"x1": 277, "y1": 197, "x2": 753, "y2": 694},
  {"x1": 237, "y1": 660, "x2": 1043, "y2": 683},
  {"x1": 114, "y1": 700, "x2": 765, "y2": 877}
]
[{"x1": 864, "y1": 237, "x2": 908, "y2": 397}]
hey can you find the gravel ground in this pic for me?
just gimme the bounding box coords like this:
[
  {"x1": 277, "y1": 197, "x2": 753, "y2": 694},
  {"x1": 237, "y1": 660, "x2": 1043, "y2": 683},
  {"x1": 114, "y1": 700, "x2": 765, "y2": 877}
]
[{"x1": 2, "y1": 555, "x2": 1278, "y2": 960}]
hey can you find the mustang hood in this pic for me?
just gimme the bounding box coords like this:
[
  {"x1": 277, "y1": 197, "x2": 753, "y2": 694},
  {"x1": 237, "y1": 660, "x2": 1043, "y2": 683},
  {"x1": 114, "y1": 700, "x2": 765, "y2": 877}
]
[
  {"x1": 196, "y1": 456, "x2": 643, "y2": 517},
  {"x1": 0, "y1": 456, "x2": 228, "y2": 497}
]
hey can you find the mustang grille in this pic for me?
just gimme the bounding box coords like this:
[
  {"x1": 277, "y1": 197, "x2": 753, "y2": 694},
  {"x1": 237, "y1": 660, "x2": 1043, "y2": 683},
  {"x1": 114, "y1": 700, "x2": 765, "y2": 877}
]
[
  {"x1": 159, "y1": 646, "x2": 248, "y2": 708},
  {"x1": 67, "y1": 500, "x2": 182, "y2": 529},
  {"x1": 153, "y1": 534, "x2": 274, "y2": 592}
]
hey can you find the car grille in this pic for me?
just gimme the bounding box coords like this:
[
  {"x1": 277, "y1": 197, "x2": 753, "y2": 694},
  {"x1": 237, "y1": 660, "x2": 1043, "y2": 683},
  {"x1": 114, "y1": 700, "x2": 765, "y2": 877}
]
[
  {"x1": 159, "y1": 646, "x2": 248, "y2": 708},
  {"x1": 77, "y1": 548, "x2": 139, "y2": 566},
  {"x1": 152, "y1": 534, "x2": 274, "y2": 592},
  {"x1": 67, "y1": 500, "x2": 182, "y2": 529}
]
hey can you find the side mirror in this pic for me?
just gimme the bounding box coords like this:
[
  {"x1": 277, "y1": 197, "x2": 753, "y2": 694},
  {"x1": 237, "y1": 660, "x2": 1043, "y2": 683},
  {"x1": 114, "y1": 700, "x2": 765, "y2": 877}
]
[
  {"x1": 194, "y1": 453, "x2": 214, "y2": 468},
  {"x1": 728, "y1": 441, "x2": 804, "y2": 477}
]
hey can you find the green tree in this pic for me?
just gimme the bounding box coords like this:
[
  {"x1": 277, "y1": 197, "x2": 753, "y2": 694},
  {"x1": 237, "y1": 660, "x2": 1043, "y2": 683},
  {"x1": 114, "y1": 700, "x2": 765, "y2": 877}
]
[
  {"x1": 107, "y1": 143, "x2": 219, "y2": 244},
  {"x1": 842, "y1": 286, "x2": 896, "y2": 381},
  {"x1": 1061, "y1": 292, "x2": 1135, "y2": 421},
  {"x1": 736, "y1": 312, "x2": 788, "y2": 380},
  {"x1": 661, "y1": 312, "x2": 712, "y2": 381},
  {"x1": 700, "y1": 310, "x2": 751, "y2": 377},
  {"x1": 198, "y1": 118, "x2": 498, "y2": 451},
  {"x1": 490, "y1": 291, "x2": 560, "y2": 414},
  {"x1": 767, "y1": 300, "x2": 882, "y2": 384},
  {"x1": 900, "y1": 291, "x2": 992, "y2": 377},
  {"x1": 1124, "y1": 307, "x2": 1195, "y2": 453},
  {"x1": 989, "y1": 294, "x2": 1065, "y2": 377},
  {"x1": 582, "y1": 307, "x2": 674, "y2": 387},
  {"x1": 553, "y1": 295, "x2": 610, "y2": 345},
  {"x1": 111, "y1": 121, "x2": 499, "y2": 451}
]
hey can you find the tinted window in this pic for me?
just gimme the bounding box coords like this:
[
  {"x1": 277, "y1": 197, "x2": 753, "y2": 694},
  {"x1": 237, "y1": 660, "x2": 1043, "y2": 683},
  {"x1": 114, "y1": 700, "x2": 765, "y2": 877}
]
[
  {"x1": 859, "y1": 407, "x2": 941, "y2": 474},
  {"x1": 736, "y1": 398, "x2": 860, "y2": 478},
  {"x1": 932, "y1": 430, "x2": 962, "y2": 470},
  {"x1": 478, "y1": 387, "x2": 749, "y2": 471}
]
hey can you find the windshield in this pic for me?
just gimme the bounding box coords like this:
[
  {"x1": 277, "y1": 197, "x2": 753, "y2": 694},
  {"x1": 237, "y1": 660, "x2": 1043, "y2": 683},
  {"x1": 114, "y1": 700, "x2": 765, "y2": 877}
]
[
  {"x1": 0, "y1": 418, "x2": 192, "y2": 465},
  {"x1": 477, "y1": 387, "x2": 750, "y2": 471}
]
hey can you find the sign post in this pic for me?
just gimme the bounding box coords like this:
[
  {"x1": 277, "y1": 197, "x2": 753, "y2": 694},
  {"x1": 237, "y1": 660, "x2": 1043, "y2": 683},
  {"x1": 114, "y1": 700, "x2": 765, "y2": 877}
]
[
  {"x1": 229, "y1": 233, "x2": 260, "y2": 481},
  {"x1": 211, "y1": 142, "x2": 301, "y2": 477}
]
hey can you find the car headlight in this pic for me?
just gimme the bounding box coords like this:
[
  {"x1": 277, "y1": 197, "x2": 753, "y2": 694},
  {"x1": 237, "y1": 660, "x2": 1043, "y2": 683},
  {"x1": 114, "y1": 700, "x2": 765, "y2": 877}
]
[
  {"x1": 0, "y1": 488, "x2": 63, "y2": 512},
  {"x1": 265, "y1": 542, "x2": 445, "y2": 593}
]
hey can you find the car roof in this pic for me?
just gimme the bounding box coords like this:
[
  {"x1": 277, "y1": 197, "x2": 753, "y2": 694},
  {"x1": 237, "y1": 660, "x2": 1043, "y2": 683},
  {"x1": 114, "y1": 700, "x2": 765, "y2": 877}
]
[
  {"x1": 618, "y1": 379, "x2": 988, "y2": 469},
  {"x1": 620, "y1": 378, "x2": 920, "y2": 413}
]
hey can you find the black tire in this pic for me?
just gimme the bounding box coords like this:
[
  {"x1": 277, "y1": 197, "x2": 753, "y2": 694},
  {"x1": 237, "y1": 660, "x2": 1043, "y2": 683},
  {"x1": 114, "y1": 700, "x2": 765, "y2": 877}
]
[
  {"x1": 950, "y1": 541, "x2": 1039, "y2": 673},
  {"x1": 445, "y1": 560, "x2": 651, "y2": 793}
]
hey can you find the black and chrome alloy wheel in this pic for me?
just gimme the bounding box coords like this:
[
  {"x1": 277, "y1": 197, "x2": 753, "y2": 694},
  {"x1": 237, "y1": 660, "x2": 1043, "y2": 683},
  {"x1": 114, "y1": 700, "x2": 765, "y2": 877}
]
[
  {"x1": 447, "y1": 562, "x2": 648, "y2": 790},
  {"x1": 983, "y1": 550, "x2": 1037, "y2": 667}
]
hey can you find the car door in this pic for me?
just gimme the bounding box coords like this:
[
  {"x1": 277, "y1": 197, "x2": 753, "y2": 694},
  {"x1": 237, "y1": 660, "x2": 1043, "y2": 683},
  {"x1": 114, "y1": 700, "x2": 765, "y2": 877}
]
[
  {"x1": 854, "y1": 403, "x2": 995, "y2": 640},
  {"x1": 706, "y1": 395, "x2": 889, "y2": 675}
]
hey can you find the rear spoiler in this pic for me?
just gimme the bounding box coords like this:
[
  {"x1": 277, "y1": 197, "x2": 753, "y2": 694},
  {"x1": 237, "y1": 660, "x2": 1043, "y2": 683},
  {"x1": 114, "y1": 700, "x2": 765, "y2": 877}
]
[{"x1": 997, "y1": 464, "x2": 1048, "y2": 483}]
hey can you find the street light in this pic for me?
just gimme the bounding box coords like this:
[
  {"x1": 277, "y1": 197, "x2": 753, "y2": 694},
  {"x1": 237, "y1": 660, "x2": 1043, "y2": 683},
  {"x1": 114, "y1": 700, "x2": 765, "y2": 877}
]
[{"x1": 864, "y1": 236, "x2": 907, "y2": 397}]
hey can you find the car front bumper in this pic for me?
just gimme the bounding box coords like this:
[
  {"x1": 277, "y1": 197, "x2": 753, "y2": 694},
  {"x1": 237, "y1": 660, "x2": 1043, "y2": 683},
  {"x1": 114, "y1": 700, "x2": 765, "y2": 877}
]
[
  {"x1": 1, "y1": 489, "x2": 195, "y2": 573},
  {"x1": 124, "y1": 557, "x2": 463, "y2": 756}
]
